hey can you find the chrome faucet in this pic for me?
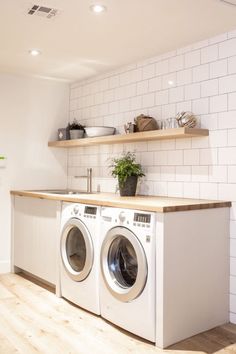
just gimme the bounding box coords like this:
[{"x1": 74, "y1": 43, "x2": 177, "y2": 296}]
[{"x1": 74, "y1": 168, "x2": 92, "y2": 193}]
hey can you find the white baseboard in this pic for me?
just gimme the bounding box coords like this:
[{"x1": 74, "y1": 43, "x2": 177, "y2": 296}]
[
  {"x1": 230, "y1": 311, "x2": 236, "y2": 324},
  {"x1": 0, "y1": 261, "x2": 10, "y2": 273}
]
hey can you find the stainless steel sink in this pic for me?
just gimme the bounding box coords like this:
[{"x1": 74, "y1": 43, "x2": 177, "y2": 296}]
[{"x1": 33, "y1": 189, "x2": 96, "y2": 195}]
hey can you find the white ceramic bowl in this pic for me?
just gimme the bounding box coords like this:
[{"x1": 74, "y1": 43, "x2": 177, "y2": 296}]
[{"x1": 85, "y1": 126, "x2": 115, "y2": 138}]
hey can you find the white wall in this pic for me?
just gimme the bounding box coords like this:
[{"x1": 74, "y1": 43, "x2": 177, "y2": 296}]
[
  {"x1": 0, "y1": 74, "x2": 69, "y2": 273},
  {"x1": 69, "y1": 29, "x2": 236, "y2": 320}
]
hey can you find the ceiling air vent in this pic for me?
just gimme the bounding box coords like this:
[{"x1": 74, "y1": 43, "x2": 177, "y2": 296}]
[{"x1": 27, "y1": 4, "x2": 59, "y2": 19}]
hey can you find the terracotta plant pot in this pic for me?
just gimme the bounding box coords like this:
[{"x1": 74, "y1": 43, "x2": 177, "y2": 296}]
[{"x1": 119, "y1": 176, "x2": 138, "y2": 196}]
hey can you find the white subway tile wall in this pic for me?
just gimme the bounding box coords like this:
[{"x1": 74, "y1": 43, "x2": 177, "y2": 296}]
[{"x1": 69, "y1": 29, "x2": 236, "y2": 319}]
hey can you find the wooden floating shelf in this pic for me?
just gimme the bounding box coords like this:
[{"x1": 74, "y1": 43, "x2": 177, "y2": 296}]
[{"x1": 48, "y1": 127, "x2": 209, "y2": 148}]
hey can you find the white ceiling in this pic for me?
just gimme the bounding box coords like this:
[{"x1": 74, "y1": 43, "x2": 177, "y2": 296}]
[{"x1": 1, "y1": 0, "x2": 236, "y2": 82}]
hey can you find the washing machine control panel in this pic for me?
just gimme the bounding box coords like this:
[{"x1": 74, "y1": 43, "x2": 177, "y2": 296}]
[
  {"x1": 133, "y1": 213, "x2": 151, "y2": 228},
  {"x1": 84, "y1": 206, "x2": 97, "y2": 219},
  {"x1": 101, "y1": 207, "x2": 153, "y2": 229},
  {"x1": 134, "y1": 213, "x2": 151, "y2": 223}
]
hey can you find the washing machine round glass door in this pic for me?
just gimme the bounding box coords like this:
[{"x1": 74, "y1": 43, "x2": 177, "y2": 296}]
[
  {"x1": 101, "y1": 226, "x2": 147, "y2": 302},
  {"x1": 61, "y1": 218, "x2": 93, "y2": 281}
]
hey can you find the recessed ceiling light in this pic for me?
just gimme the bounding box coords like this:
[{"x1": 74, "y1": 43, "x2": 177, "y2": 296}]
[
  {"x1": 90, "y1": 4, "x2": 106, "y2": 13},
  {"x1": 29, "y1": 49, "x2": 41, "y2": 56},
  {"x1": 168, "y1": 80, "x2": 174, "y2": 86}
]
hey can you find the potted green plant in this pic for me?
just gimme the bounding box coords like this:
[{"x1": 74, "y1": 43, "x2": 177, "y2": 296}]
[
  {"x1": 110, "y1": 152, "x2": 145, "y2": 196},
  {"x1": 68, "y1": 119, "x2": 85, "y2": 139}
]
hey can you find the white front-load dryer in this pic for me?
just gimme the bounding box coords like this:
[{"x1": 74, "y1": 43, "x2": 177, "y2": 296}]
[
  {"x1": 100, "y1": 207, "x2": 156, "y2": 342},
  {"x1": 59, "y1": 202, "x2": 100, "y2": 315}
]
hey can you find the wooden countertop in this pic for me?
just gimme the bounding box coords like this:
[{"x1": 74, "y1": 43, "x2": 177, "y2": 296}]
[{"x1": 10, "y1": 190, "x2": 231, "y2": 213}]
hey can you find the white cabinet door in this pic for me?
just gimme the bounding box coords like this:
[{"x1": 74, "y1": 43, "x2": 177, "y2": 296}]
[{"x1": 13, "y1": 196, "x2": 61, "y2": 285}]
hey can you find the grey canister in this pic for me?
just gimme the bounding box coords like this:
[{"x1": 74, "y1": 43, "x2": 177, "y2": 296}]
[
  {"x1": 70, "y1": 130, "x2": 84, "y2": 139},
  {"x1": 58, "y1": 128, "x2": 70, "y2": 140}
]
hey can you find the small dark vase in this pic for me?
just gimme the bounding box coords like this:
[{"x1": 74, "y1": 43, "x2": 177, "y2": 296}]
[{"x1": 119, "y1": 176, "x2": 138, "y2": 196}]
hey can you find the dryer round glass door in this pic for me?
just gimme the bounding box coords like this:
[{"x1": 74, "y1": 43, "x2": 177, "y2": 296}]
[
  {"x1": 101, "y1": 226, "x2": 147, "y2": 302},
  {"x1": 61, "y1": 218, "x2": 93, "y2": 281}
]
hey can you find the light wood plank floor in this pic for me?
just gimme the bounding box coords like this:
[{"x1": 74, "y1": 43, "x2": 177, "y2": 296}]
[{"x1": 0, "y1": 273, "x2": 236, "y2": 354}]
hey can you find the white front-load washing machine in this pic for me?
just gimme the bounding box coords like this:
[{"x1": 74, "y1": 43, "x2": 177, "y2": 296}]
[
  {"x1": 100, "y1": 206, "x2": 156, "y2": 342},
  {"x1": 59, "y1": 202, "x2": 100, "y2": 315}
]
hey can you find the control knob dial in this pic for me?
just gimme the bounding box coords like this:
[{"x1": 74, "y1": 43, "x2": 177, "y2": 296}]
[
  {"x1": 118, "y1": 211, "x2": 126, "y2": 223},
  {"x1": 73, "y1": 205, "x2": 79, "y2": 215}
]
